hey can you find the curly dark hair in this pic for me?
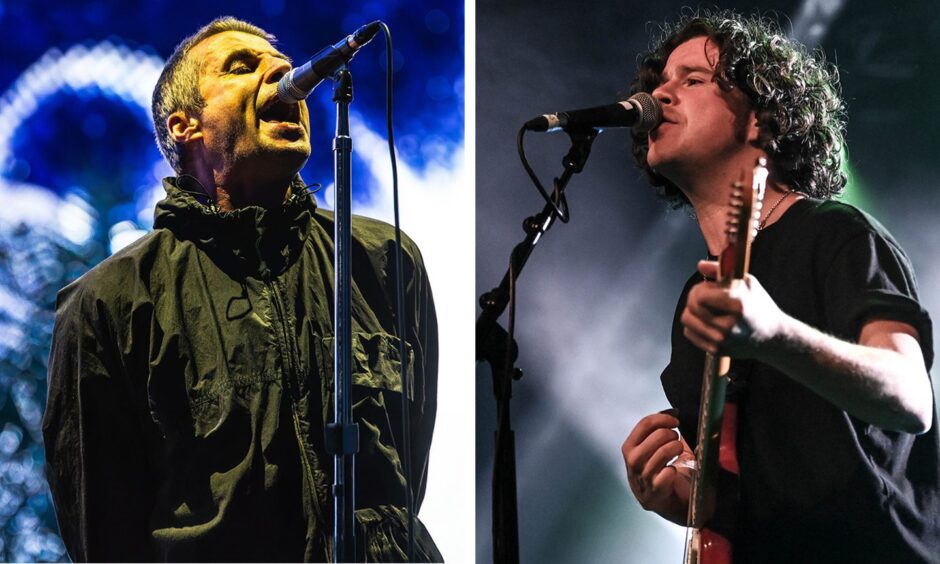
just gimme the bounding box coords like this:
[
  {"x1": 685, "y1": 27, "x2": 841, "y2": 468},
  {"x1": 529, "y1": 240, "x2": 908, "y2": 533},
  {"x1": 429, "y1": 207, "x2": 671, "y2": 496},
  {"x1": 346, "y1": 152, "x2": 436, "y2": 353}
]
[{"x1": 630, "y1": 10, "x2": 847, "y2": 207}]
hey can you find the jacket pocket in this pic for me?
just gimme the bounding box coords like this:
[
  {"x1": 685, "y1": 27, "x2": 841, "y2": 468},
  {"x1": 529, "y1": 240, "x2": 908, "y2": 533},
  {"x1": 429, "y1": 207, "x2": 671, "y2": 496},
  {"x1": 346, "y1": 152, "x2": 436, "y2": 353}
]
[
  {"x1": 317, "y1": 332, "x2": 416, "y2": 509},
  {"x1": 318, "y1": 332, "x2": 414, "y2": 399}
]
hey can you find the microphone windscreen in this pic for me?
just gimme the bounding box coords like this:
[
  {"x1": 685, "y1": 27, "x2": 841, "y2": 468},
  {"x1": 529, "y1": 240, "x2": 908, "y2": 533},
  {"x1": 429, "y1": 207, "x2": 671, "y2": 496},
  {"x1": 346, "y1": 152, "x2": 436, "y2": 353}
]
[{"x1": 630, "y1": 92, "x2": 662, "y2": 133}]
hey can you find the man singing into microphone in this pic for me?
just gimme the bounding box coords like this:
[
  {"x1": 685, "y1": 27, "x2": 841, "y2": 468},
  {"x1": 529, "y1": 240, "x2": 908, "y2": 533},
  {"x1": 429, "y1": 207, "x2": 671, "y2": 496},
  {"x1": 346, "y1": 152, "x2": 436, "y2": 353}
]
[
  {"x1": 43, "y1": 17, "x2": 442, "y2": 562},
  {"x1": 620, "y1": 11, "x2": 939, "y2": 561}
]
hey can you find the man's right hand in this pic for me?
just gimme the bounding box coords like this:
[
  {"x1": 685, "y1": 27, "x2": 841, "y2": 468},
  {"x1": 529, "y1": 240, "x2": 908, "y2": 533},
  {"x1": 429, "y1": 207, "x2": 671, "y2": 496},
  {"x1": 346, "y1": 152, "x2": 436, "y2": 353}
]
[{"x1": 621, "y1": 410, "x2": 694, "y2": 526}]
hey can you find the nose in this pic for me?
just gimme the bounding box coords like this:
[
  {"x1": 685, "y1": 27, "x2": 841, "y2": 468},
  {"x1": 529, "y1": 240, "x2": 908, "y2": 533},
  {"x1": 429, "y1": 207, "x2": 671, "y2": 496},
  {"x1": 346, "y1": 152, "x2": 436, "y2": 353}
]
[
  {"x1": 652, "y1": 80, "x2": 672, "y2": 106},
  {"x1": 263, "y1": 57, "x2": 291, "y2": 84}
]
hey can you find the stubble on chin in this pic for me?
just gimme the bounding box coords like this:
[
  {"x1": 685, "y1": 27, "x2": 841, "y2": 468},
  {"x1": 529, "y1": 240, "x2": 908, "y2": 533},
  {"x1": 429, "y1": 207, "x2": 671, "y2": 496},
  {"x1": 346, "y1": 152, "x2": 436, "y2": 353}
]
[{"x1": 229, "y1": 126, "x2": 309, "y2": 172}]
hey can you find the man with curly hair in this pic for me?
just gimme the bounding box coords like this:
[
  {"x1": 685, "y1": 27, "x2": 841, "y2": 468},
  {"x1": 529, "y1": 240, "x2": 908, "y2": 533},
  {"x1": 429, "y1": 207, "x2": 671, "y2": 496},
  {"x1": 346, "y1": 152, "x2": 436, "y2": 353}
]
[{"x1": 620, "y1": 12, "x2": 939, "y2": 562}]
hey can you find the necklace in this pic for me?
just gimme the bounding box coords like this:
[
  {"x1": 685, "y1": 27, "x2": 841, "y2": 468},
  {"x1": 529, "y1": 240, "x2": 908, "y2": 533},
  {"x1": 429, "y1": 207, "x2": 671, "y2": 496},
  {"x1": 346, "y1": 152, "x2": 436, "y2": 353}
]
[
  {"x1": 704, "y1": 190, "x2": 790, "y2": 280},
  {"x1": 759, "y1": 191, "x2": 791, "y2": 230}
]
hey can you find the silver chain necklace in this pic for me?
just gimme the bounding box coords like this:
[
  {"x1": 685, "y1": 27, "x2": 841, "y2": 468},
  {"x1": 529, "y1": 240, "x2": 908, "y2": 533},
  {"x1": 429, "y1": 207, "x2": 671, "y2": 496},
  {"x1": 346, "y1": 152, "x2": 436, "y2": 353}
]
[
  {"x1": 759, "y1": 191, "x2": 791, "y2": 230},
  {"x1": 704, "y1": 190, "x2": 791, "y2": 279}
]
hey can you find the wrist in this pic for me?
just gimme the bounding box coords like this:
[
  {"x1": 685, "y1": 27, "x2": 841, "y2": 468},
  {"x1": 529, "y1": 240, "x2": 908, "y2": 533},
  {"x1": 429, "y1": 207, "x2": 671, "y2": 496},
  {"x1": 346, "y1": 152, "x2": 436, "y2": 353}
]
[{"x1": 754, "y1": 310, "x2": 801, "y2": 362}]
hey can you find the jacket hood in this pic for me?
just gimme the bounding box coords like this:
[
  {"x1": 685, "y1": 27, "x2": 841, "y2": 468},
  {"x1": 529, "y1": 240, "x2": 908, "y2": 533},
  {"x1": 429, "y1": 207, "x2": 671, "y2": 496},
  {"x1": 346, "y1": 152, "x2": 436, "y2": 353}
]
[{"x1": 154, "y1": 176, "x2": 318, "y2": 280}]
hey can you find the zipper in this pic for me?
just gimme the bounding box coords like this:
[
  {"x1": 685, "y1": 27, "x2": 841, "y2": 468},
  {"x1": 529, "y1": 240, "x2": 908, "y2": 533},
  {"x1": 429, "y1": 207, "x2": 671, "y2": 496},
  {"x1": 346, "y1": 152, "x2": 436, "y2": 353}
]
[{"x1": 267, "y1": 279, "x2": 324, "y2": 522}]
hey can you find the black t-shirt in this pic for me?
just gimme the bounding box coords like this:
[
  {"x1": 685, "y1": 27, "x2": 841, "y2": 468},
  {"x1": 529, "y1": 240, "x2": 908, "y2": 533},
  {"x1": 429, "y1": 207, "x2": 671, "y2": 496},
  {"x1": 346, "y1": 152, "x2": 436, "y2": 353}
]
[{"x1": 661, "y1": 198, "x2": 940, "y2": 563}]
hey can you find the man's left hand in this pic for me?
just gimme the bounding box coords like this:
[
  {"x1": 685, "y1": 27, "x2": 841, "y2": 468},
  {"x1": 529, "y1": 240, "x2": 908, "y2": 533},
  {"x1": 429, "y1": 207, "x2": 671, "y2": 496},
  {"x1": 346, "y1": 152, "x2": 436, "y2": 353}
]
[{"x1": 680, "y1": 260, "x2": 785, "y2": 357}]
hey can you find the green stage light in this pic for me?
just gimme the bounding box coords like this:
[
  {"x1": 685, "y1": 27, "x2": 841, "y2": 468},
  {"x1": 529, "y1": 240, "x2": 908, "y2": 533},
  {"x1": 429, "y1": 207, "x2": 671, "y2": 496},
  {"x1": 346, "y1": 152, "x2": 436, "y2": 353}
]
[{"x1": 838, "y1": 146, "x2": 871, "y2": 211}]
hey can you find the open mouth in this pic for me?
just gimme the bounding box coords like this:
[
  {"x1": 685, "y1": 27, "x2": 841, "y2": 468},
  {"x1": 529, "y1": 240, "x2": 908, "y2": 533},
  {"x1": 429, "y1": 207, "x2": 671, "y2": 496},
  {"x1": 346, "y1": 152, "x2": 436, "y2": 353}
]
[{"x1": 258, "y1": 97, "x2": 302, "y2": 125}]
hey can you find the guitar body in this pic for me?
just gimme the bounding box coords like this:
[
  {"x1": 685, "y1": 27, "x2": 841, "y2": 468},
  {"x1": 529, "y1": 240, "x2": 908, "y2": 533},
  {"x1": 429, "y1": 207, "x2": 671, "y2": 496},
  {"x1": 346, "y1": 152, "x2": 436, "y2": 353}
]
[
  {"x1": 687, "y1": 528, "x2": 733, "y2": 564},
  {"x1": 686, "y1": 400, "x2": 740, "y2": 564},
  {"x1": 684, "y1": 159, "x2": 768, "y2": 564}
]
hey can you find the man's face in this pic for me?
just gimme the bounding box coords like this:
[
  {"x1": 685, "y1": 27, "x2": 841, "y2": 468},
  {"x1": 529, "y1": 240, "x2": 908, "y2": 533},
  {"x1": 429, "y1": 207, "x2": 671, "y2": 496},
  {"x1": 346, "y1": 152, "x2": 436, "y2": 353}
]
[
  {"x1": 187, "y1": 31, "x2": 311, "y2": 177},
  {"x1": 646, "y1": 36, "x2": 755, "y2": 182}
]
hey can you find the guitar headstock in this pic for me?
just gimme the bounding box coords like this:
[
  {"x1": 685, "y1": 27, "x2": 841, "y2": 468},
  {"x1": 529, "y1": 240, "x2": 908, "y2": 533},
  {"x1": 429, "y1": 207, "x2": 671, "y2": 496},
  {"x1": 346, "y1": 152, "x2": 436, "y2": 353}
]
[{"x1": 718, "y1": 158, "x2": 768, "y2": 283}]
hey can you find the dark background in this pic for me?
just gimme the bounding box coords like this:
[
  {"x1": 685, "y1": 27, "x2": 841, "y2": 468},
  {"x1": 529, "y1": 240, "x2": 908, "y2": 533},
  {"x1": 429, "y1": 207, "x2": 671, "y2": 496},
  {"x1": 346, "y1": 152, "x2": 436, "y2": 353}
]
[{"x1": 476, "y1": 0, "x2": 940, "y2": 561}]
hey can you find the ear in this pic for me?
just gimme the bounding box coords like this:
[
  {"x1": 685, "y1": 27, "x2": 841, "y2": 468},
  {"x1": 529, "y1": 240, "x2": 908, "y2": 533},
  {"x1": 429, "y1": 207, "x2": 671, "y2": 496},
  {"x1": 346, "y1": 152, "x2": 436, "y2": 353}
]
[
  {"x1": 746, "y1": 110, "x2": 761, "y2": 145},
  {"x1": 167, "y1": 110, "x2": 202, "y2": 144}
]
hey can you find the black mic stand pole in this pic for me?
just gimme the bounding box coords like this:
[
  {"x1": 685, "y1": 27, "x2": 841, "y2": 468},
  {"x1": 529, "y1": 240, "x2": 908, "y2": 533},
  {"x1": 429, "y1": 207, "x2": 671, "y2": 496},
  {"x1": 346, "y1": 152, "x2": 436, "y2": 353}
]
[
  {"x1": 477, "y1": 127, "x2": 598, "y2": 564},
  {"x1": 326, "y1": 65, "x2": 359, "y2": 563}
]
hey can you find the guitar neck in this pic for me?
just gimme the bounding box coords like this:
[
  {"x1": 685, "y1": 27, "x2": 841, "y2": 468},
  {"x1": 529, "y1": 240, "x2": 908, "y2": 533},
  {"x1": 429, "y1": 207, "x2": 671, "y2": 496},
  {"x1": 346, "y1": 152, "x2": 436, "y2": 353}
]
[
  {"x1": 688, "y1": 352, "x2": 730, "y2": 529},
  {"x1": 684, "y1": 158, "x2": 767, "y2": 564}
]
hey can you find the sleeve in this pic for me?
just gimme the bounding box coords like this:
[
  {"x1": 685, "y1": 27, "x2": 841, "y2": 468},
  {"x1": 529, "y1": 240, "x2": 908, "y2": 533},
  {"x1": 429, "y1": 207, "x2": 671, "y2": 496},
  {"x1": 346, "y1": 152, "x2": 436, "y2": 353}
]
[
  {"x1": 660, "y1": 272, "x2": 707, "y2": 447},
  {"x1": 822, "y1": 226, "x2": 933, "y2": 370},
  {"x1": 405, "y1": 241, "x2": 438, "y2": 512},
  {"x1": 42, "y1": 283, "x2": 156, "y2": 562},
  {"x1": 351, "y1": 233, "x2": 443, "y2": 562}
]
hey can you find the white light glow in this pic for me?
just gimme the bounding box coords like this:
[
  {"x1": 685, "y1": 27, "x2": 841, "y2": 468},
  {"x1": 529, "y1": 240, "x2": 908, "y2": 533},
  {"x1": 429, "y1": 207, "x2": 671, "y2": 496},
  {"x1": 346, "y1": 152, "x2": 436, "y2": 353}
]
[
  {"x1": 0, "y1": 180, "x2": 62, "y2": 229},
  {"x1": 0, "y1": 40, "x2": 164, "y2": 248},
  {"x1": 0, "y1": 41, "x2": 163, "y2": 171},
  {"x1": 326, "y1": 111, "x2": 473, "y2": 563},
  {"x1": 514, "y1": 213, "x2": 696, "y2": 559},
  {"x1": 0, "y1": 285, "x2": 33, "y2": 325},
  {"x1": 108, "y1": 221, "x2": 148, "y2": 254},
  {"x1": 0, "y1": 321, "x2": 25, "y2": 353},
  {"x1": 791, "y1": 0, "x2": 845, "y2": 46},
  {"x1": 56, "y1": 194, "x2": 96, "y2": 246}
]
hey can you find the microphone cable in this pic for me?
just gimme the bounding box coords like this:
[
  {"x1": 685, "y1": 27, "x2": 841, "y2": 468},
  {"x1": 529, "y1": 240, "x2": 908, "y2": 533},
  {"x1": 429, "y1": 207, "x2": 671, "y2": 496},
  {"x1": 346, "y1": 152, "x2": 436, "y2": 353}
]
[
  {"x1": 378, "y1": 21, "x2": 417, "y2": 563},
  {"x1": 517, "y1": 126, "x2": 570, "y2": 223}
]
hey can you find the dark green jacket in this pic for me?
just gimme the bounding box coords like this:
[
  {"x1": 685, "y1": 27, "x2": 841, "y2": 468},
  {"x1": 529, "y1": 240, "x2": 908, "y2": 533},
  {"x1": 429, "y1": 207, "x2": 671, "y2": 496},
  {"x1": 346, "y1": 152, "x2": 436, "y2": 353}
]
[{"x1": 43, "y1": 178, "x2": 441, "y2": 562}]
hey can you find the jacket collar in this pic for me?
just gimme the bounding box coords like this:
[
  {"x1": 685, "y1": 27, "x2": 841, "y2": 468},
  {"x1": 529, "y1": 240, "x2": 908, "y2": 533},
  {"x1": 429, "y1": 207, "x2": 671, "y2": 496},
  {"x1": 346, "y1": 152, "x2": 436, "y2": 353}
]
[{"x1": 154, "y1": 176, "x2": 317, "y2": 280}]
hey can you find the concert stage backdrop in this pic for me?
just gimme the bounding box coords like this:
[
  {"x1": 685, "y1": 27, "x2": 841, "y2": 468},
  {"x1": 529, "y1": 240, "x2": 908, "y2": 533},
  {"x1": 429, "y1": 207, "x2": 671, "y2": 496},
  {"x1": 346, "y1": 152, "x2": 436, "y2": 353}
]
[
  {"x1": 476, "y1": 0, "x2": 939, "y2": 562},
  {"x1": 0, "y1": 1, "x2": 469, "y2": 561}
]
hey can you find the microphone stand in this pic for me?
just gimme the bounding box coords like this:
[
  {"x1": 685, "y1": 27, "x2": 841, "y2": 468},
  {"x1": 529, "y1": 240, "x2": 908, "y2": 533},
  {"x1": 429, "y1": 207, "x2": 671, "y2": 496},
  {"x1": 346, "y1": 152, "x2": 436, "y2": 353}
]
[
  {"x1": 326, "y1": 65, "x2": 359, "y2": 563},
  {"x1": 477, "y1": 127, "x2": 598, "y2": 564}
]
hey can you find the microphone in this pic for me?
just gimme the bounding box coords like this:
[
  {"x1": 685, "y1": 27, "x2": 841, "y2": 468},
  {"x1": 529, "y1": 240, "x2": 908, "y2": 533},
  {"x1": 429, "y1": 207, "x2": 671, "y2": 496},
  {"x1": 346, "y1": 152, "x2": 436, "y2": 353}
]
[
  {"x1": 277, "y1": 21, "x2": 382, "y2": 103},
  {"x1": 524, "y1": 92, "x2": 662, "y2": 133}
]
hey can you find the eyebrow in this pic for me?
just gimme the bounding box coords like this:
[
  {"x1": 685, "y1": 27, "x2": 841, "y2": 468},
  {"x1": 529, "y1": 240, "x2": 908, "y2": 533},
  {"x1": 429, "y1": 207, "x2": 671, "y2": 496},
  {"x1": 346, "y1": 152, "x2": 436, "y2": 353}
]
[
  {"x1": 219, "y1": 47, "x2": 292, "y2": 69},
  {"x1": 661, "y1": 64, "x2": 715, "y2": 82}
]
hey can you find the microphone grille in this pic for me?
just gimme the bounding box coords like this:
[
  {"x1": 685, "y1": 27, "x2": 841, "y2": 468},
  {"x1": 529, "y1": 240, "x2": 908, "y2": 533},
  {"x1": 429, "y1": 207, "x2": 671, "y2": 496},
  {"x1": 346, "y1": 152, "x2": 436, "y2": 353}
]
[
  {"x1": 277, "y1": 70, "x2": 307, "y2": 103},
  {"x1": 629, "y1": 92, "x2": 662, "y2": 133}
]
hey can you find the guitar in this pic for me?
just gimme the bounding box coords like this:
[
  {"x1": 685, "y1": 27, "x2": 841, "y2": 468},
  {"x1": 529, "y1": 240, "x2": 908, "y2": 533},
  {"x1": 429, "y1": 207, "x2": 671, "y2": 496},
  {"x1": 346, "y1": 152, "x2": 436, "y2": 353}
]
[{"x1": 684, "y1": 158, "x2": 768, "y2": 564}]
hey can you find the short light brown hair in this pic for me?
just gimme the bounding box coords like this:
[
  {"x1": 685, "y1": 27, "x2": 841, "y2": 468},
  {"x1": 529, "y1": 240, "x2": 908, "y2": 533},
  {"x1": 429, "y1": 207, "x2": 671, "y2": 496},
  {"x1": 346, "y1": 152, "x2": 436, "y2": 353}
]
[{"x1": 151, "y1": 16, "x2": 276, "y2": 173}]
